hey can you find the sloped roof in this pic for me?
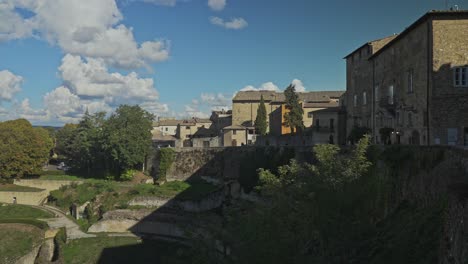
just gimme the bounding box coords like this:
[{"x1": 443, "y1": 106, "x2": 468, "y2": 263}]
[
  {"x1": 303, "y1": 101, "x2": 340, "y2": 108},
  {"x1": 153, "y1": 119, "x2": 185, "y2": 127},
  {"x1": 152, "y1": 130, "x2": 177, "y2": 141},
  {"x1": 233, "y1": 91, "x2": 344, "y2": 102},
  {"x1": 369, "y1": 10, "x2": 468, "y2": 60},
  {"x1": 343, "y1": 35, "x2": 397, "y2": 59}
]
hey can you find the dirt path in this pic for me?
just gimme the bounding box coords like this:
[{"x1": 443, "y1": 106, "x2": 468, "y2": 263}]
[{"x1": 33, "y1": 205, "x2": 96, "y2": 240}]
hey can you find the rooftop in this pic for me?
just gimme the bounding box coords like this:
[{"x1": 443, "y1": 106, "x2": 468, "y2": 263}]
[
  {"x1": 369, "y1": 10, "x2": 468, "y2": 60},
  {"x1": 233, "y1": 90, "x2": 344, "y2": 103}
]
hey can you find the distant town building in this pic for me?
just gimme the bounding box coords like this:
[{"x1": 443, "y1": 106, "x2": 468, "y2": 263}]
[{"x1": 343, "y1": 10, "x2": 468, "y2": 146}]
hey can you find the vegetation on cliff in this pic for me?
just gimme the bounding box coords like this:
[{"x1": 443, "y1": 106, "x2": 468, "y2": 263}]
[{"x1": 216, "y1": 138, "x2": 447, "y2": 264}]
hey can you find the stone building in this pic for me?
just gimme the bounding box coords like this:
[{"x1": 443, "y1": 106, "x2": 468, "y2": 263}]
[
  {"x1": 175, "y1": 118, "x2": 213, "y2": 147},
  {"x1": 152, "y1": 118, "x2": 183, "y2": 136},
  {"x1": 232, "y1": 90, "x2": 344, "y2": 133},
  {"x1": 344, "y1": 10, "x2": 468, "y2": 146},
  {"x1": 343, "y1": 35, "x2": 397, "y2": 138}
]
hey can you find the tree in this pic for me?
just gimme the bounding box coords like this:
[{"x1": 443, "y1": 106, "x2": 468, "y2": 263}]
[
  {"x1": 255, "y1": 95, "x2": 268, "y2": 136},
  {"x1": 0, "y1": 119, "x2": 52, "y2": 178},
  {"x1": 103, "y1": 105, "x2": 154, "y2": 174},
  {"x1": 284, "y1": 84, "x2": 304, "y2": 134}
]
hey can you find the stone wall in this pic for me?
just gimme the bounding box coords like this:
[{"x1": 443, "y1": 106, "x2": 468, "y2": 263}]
[
  {"x1": 430, "y1": 15, "x2": 468, "y2": 146},
  {"x1": 0, "y1": 189, "x2": 48, "y2": 205},
  {"x1": 372, "y1": 20, "x2": 429, "y2": 145},
  {"x1": 146, "y1": 146, "x2": 305, "y2": 184}
]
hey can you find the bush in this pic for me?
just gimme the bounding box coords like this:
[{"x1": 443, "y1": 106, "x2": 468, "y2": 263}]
[{"x1": 121, "y1": 169, "x2": 136, "y2": 181}]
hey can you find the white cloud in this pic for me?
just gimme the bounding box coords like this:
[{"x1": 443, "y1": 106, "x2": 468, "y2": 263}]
[
  {"x1": 16, "y1": 98, "x2": 50, "y2": 122},
  {"x1": 59, "y1": 54, "x2": 159, "y2": 104},
  {"x1": 0, "y1": 2, "x2": 34, "y2": 41},
  {"x1": 292, "y1": 79, "x2": 306, "y2": 92},
  {"x1": 208, "y1": 0, "x2": 226, "y2": 11},
  {"x1": 241, "y1": 82, "x2": 279, "y2": 92},
  {"x1": 210, "y1": 17, "x2": 248, "y2": 30},
  {"x1": 1, "y1": 0, "x2": 170, "y2": 69},
  {"x1": 0, "y1": 70, "x2": 23, "y2": 101}
]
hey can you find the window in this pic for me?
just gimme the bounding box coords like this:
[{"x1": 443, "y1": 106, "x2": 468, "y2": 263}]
[
  {"x1": 454, "y1": 67, "x2": 468, "y2": 87},
  {"x1": 353, "y1": 94, "x2": 357, "y2": 107},
  {"x1": 165, "y1": 127, "x2": 168, "y2": 131},
  {"x1": 186, "y1": 126, "x2": 190, "y2": 129},
  {"x1": 316, "y1": 119, "x2": 320, "y2": 131},
  {"x1": 330, "y1": 119, "x2": 334, "y2": 130},
  {"x1": 307, "y1": 112, "x2": 313, "y2": 118},
  {"x1": 408, "y1": 113, "x2": 413, "y2": 127},
  {"x1": 233, "y1": 130, "x2": 237, "y2": 135},
  {"x1": 363, "y1": 91, "x2": 367, "y2": 105},
  {"x1": 375, "y1": 84, "x2": 379, "y2": 101},
  {"x1": 407, "y1": 69, "x2": 414, "y2": 93},
  {"x1": 388, "y1": 85, "x2": 394, "y2": 105}
]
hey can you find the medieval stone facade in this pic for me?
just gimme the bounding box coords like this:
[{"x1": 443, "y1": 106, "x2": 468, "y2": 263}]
[{"x1": 344, "y1": 10, "x2": 468, "y2": 146}]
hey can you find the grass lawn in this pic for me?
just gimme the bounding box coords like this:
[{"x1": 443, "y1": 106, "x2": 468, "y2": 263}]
[
  {"x1": 0, "y1": 184, "x2": 44, "y2": 192},
  {"x1": 0, "y1": 203, "x2": 53, "y2": 219},
  {"x1": 0, "y1": 224, "x2": 44, "y2": 264},
  {"x1": 62, "y1": 237, "x2": 192, "y2": 264},
  {"x1": 39, "y1": 174, "x2": 83, "y2": 181}
]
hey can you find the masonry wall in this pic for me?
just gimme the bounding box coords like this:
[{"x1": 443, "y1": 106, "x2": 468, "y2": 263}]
[
  {"x1": 0, "y1": 190, "x2": 49, "y2": 205},
  {"x1": 430, "y1": 16, "x2": 468, "y2": 145},
  {"x1": 373, "y1": 21, "x2": 429, "y2": 145}
]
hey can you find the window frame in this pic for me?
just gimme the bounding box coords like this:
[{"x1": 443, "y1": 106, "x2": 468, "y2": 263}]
[{"x1": 454, "y1": 67, "x2": 468, "y2": 87}]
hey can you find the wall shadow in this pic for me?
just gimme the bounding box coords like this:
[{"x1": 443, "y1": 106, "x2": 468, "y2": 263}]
[{"x1": 96, "y1": 146, "x2": 301, "y2": 263}]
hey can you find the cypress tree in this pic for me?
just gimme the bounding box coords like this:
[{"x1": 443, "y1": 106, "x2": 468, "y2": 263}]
[
  {"x1": 255, "y1": 95, "x2": 268, "y2": 135},
  {"x1": 284, "y1": 84, "x2": 304, "y2": 134}
]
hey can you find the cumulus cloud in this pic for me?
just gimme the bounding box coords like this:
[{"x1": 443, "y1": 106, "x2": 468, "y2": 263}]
[
  {"x1": 210, "y1": 17, "x2": 248, "y2": 30},
  {"x1": 0, "y1": 0, "x2": 170, "y2": 69},
  {"x1": 59, "y1": 54, "x2": 159, "y2": 104},
  {"x1": 240, "y1": 79, "x2": 306, "y2": 92},
  {"x1": 208, "y1": 0, "x2": 226, "y2": 11},
  {"x1": 181, "y1": 92, "x2": 231, "y2": 119},
  {"x1": 0, "y1": 2, "x2": 35, "y2": 41},
  {"x1": 240, "y1": 82, "x2": 279, "y2": 92},
  {"x1": 0, "y1": 70, "x2": 23, "y2": 101},
  {"x1": 292, "y1": 79, "x2": 306, "y2": 92},
  {"x1": 16, "y1": 99, "x2": 50, "y2": 122}
]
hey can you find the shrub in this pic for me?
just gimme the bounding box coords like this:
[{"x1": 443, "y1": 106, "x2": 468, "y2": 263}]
[{"x1": 120, "y1": 169, "x2": 136, "y2": 181}]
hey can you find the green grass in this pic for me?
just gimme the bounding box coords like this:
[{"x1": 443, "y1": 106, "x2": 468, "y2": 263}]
[
  {"x1": 39, "y1": 174, "x2": 83, "y2": 181},
  {"x1": 61, "y1": 237, "x2": 192, "y2": 264},
  {"x1": 0, "y1": 224, "x2": 44, "y2": 264},
  {"x1": 0, "y1": 184, "x2": 44, "y2": 192},
  {"x1": 0, "y1": 204, "x2": 53, "y2": 219}
]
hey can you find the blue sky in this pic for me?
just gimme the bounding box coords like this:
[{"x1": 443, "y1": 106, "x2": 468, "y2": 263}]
[{"x1": 0, "y1": 0, "x2": 466, "y2": 125}]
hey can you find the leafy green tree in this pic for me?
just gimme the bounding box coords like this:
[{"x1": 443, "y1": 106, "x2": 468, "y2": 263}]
[
  {"x1": 55, "y1": 123, "x2": 78, "y2": 159},
  {"x1": 284, "y1": 84, "x2": 304, "y2": 134},
  {"x1": 103, "y1": 105, "x2": 154, "y2": 174},
  {"x1": 255, "y1": 95, "x2": 268, "y2": 135},
  {"x1": 0, "y1": 119, "x2": 52, "y2": 178}
]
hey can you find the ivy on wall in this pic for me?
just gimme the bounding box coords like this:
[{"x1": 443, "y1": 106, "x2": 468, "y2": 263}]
[{"x1": 158, "y1": 148, "x2": 176, "y2": 182}]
